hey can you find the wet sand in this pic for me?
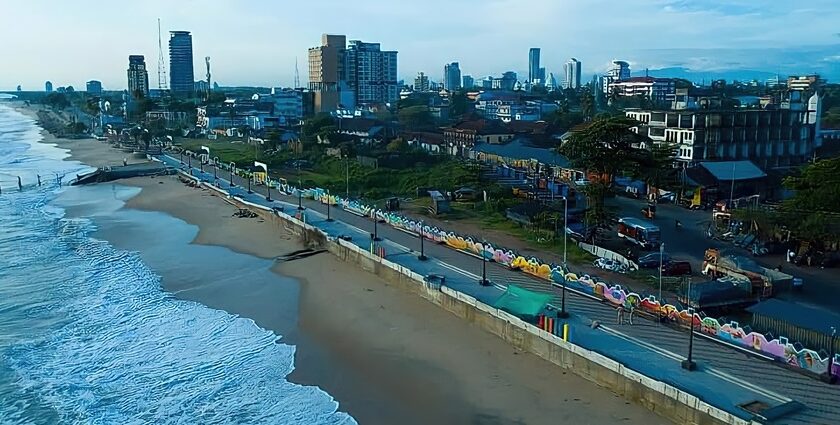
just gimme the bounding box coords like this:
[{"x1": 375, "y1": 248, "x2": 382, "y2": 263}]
[{"x1": 19, "y1": 100, "x2": 670, "y2": 424}]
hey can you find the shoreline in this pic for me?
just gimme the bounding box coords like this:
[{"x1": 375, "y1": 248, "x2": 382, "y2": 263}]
[{"x1": 17, "y1": 102, "x2": 668, "y2": 424}]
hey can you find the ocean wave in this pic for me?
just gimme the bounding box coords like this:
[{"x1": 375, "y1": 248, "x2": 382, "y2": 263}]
[{"x1": 0, "y1": 106, "x2": 355, "y2": 424}]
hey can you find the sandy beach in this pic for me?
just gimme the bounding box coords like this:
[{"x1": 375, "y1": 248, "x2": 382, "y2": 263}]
[{"x1": 17, "y1": 102, "x2": 670, "y2": 424}]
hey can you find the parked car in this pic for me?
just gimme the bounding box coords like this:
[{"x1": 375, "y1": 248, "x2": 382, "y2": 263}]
[
  {"x1": 637, "y1": 252, "x2": 671, "y2": 269},
  {"x1": 593, "y1": 258, "x2": 628, "y2": 274},
  {"x1": 661, "y1": 261, "x2": 692, "y2": 276}
]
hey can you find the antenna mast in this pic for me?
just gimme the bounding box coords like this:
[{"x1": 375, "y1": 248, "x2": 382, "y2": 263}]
[
  {"x1": 157, "y1": 18, "x2": 168, "y2": 90},
  {"x1": 294, "y1": 57, "x2": 301, "y2": 89},
  {"x1": 205, "y1": 56, "x2": 211, "y2": 98}
]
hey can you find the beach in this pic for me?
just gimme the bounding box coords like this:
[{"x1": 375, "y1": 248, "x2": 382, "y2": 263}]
[{"x1": 20, "y1": 103, "x2": 669, "y2": 424}]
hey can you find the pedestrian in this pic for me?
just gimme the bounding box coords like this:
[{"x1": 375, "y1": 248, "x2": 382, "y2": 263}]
[
  {"x1": 616, "y1": 305, "x2": 625, "y2": 325},
  {"x1": 122, "y1": 158, "x2": 127, "y2": 166},
  {"x1": 786, "y1": 249, "x2": 792, "y2": 263},
  {"x1": 788, "y1": 249, "x2": 795, "y2": 263},
  {"x1": 807, "y1": 254, "x2": 812, "y2": 267},
  {"x1": 629, "y1": 305, "x2": 636, "y2": 325}
]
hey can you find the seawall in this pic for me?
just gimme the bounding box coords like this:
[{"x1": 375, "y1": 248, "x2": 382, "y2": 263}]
[{"x1": 192, "y1": 175, "x2": 752, "y2": 425}]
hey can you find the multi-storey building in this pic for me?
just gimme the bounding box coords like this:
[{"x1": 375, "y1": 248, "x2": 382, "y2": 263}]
[
  {"x1": 308, "y1": 34, "x2": 353, "y2": 113},
  {"x1": 45, "y1": 81, "x2": 53, "y2": 93},
  {"x1": 414, "y1": 72, "x2": 430, "y2": 92},
  {"x1": 626, "y1": 92, "x2": 823, "y2": 167},
  {"x1": 86, "y1": 80, "x2": 102, "y2": 95},
  {"x1": 608, "y1": 77, "x2": 675, "y2": 102},
  {"x1": 462, "y1": 75, "x2": 474, "y2": 89},
  {"x1": 127, "y1": 55, "x2": 149, "y2": 97},
  {"x1": 563, "y1": 58, "x2": 581, "y2": 89},
  {"x1": 601, "y1": 60, "x2": 630, "y2": 94},
  {"x1": 345, "y1": 40, "x2": 398, "y2": 105},
  {"x1": 528, "y1": 48, "x2": 541, "y2": 84},
  {"x1": 444, "y1": 62, "x2": 461, "y2": 91},
  {"x1": 168, "y1": 31, "x2": 195, "y2": 96}
]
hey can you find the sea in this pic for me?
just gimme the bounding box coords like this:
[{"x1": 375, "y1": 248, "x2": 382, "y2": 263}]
[{"x1": 0, "y1": 102, "x2": 355, "y2": 424}]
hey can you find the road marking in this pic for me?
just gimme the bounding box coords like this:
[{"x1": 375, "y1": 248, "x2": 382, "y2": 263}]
[{"x1": 598, "y1": 325, "x2": 790, "y2": 403}]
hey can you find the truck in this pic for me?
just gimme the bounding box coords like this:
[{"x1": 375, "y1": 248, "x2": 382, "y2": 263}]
[
  {"x1": 617, "y1": 217, "x2": 661, "y2": 250},
  {"x1": 701, "y1": 248, "x2": 792, "y2": 301}
]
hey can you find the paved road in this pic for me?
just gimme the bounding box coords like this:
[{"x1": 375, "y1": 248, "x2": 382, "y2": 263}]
[
  {"x1": 165, "y1": 155, "x2": 840, "y2": 424},
  {"x1": 608, "y1": 196, "x2": 840, "y2": 311}
]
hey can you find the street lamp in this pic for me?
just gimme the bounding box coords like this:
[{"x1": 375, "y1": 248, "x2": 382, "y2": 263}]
[
  {"x1": 344, "y1": 155, "x2": 350, "y2": 199},
  {"x1": 229, "y1": 162, "x2": 236, "y2": 187},
  {"x1": 822, "y1": 326, "x2": 837, "y2": 383},
  {"x1": 180, "y1": 151, "x2": 183, "y2": 165},
  {"x1": 247, "y1": 172, "x2": 252, "y2": 194},
  {"x1": 479, "y1": 239, "x2": 490, "y2": 286},
  {"x1": 659, "y1": 242, "x2": 665, "y2": 305},
  {"x1": 558, "y1": 196, "x2": 569, "y2": 318},
  {"x1": 297, "y1": 188, "x2": 304, "y2": 210},
  {"x1": 681, "y1": 278, "x2": 698, "y2": 371},
  {"x1": 418, "y1": 222, "x2": 427, "y2": 261},
  {"x1": 325, "y1": 190, "x2": 333, "y2": 221},
  {"x1": 213, "y1": 156, "x2": 219, "y2": 181},
  {"x1": 188, "y1": 152, "x2": 192, "y2": 168},
  {"x1": 266, "y1": 177, "x2": 272, "y2": 202},
  {"x1": 372, "y1": 210, "x2": 381, "y2": 241}
]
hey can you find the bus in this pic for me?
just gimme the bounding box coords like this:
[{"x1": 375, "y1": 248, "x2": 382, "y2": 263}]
[{"x1": 617, "y1": 217, "x2": 661, "y2": 250}]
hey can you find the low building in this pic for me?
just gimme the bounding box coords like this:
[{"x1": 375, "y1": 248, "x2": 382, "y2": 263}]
[
  {"x1": 685, "y1": 160, "x2": 768, "y2": 199},
  {"x1": 197, "y1": 99, "x2": 277, "y2": 131},
  {"x1": 146, "y1": 111, "x2": 190, "y2": 128},
  {"x1": 403, "y1": 131, "x2": 444, "y2": 153},
  {"x1": 86, "y1": 80, "x2": 103, "y2": 95},
  {"x1": 443, "y1": 119, "x2": 514, "y2": 156},
  {"x1": 336, "y1": 117, "x2": 393, "y2": 144}
]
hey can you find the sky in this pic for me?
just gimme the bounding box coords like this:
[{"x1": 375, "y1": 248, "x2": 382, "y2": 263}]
[{"x1": 1, "y1": 0, "x2": 839, "y2": 90}]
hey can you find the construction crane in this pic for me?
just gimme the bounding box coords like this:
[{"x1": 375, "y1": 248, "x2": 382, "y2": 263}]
[
  {"x1": 156, "y1": 18, "x2": 168, "y2": 91},
  {"x1": 205, "y1": 56, "x2": 211, "y2": 99}
]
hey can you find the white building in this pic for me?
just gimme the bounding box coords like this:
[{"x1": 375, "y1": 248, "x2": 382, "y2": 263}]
[
  {"x1": 601, "y1": 60, "x2": 630, "y2": 94},
  {"x1": 563, "y1": 58, "x2": 582, "y2": 89},
  {"x1": 608, "y1": 77, "x2": 676, "y2": 102}
]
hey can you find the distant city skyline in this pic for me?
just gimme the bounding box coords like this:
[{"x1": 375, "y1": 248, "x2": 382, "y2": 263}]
[{"x1": 2, "y1": 0, "x2": 840, "y2": 90}]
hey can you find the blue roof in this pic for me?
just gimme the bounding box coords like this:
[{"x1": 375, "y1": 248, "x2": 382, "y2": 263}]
[
  {"x1": 700, "y1": 160, "x2": 766, "y2": 181},
  {"x1": 746, "y1": 299, "x2": 840, "y2": 336},
  {"x1": 473, "y1": 137, "x2": 569, "y2": 167}
]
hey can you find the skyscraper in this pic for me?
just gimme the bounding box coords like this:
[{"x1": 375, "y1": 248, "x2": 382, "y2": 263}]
[
  {"x1": 168, "y1": 31, "x2": 194, "y2": 96},
  {"x1": 462, "y1": 75, "x2": 474, "y2": 89},
  {"x1": 127, "y1": 55, "x2": 149, "y2": 96},
  {"x1": 45, "y1": 81, "x2": 53, "y2": 93},
  {"x1": 563, "y1": 58, "x2": 582, "y2": 89},
  {"x1": 444, "y1": 62, "x2": 461, "y2": 91},
  {"x1": 602, "y1": 60, "x2": 630, "y2": 93},
  {"x1": 528, "y1": 48, "x2": 541, "y2": 84},
  {"x1": 414, "y1": 72, "x2": 430, "y2": 92},
  {"x1": 86, "y1": 80, "x2": 102, "y2": 95},
  {"x1": 308, "y1": 34, "x2": 350, "y2": 112},
  {"x1": 345, "y1": 40, "x2": 398, "y2": 104}
]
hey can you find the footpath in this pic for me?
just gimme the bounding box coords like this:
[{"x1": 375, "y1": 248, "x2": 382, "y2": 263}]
[{"x1": 161, "y1": 154, "x2": 840, "y2": 425}]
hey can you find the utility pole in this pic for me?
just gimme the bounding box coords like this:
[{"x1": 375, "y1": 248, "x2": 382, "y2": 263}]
[
  {"x1": 418, "y1": 221, "x2": 427, "y2": 261},
  {"x1": 558, "y1": 196, "x2": 569, "y2": 318},
  {"x1": 681, "y1": 278, "x2": 697, "y2": 371}
]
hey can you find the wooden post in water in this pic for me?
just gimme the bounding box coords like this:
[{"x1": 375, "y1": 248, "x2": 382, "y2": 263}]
[
  {"x1": 18, "y1": 176, "x2": 22, "y2": 191},
  {"x1": 37, "y1": 174, "x2": 41, "y2": 186}
]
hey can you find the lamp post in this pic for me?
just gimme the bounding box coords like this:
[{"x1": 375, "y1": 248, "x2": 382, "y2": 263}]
[
  {"x1": 479, "y1": 239, "x2": 489, "y2": 286},
  {"x1": 659, "y1": 242, "x2": 665, "y2": 304},
  {"x1": 373, "y1": 210, "x2": 381, "y2": 241},
  {"x1": 418, "y1": 221, "x2": 427, "y2": 261},
  {"x1": 681, "y1": 278, "x2": 698, "y2": 371},
  {"x1": 247, "y1": 172, "x2": 252, "y2": 194},
  {"x1": 188, "y1": 152, "x2": 192, "y2": 169},
  {"x1": 266, "y1": 177, "x2": 272, "y2": 202},
  {"x1": 180, "y1": 151, "x2": 183, "y2": 165},
  {"x1": 200, "y1": 156, "x2": 204, "y2": 174},
  {"x1": 229, "y1": 162, "x2": 236, "y2": 187},
  {"x1": 558, "y1": 196, "x2": 569, "y2": 318},
  {"x1": 325, "y1": 190, "x2": 333, "y2": 221},
  {"x1": 823, "y1": 326, "x2": 837, "y2": 383},
  {"x1": 213, "y1": 156, "x2": 219, "y2": 181},
  {"x1": 345, "y1": 155, "x2": 350, "y2": 199}
]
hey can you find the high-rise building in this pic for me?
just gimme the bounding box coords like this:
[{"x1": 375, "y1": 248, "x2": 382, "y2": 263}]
[
  {"x1": 563, "y1": 58, "x2": 582, "y2": 89},
  {"x1": 462, "y1": 75, "x2": 474, "y2": 89},
  {"x1": 601, "y1": 60, "x2": 630, "y2": 93},
  {"x1": 444, "y1": 62, "x2": 461, "y2": 91},
  {"x1": 545, "y1": 73, "x2": 557, "y2": 91},
  {"x1": 45, "y1": 81, "x2": 53, "y2": 93},
  {"x1": 308, "y1": 34, "x2": 350, "y2": 112},
  {"x1": 86, "y1": 80, "x2": 102, "y2": 95},
  {"x1": 414, "y1": 72, "x2": 430, "y2": 92},
  {"x1": 168, "y1": 31, "x2": 195, "y2": 96},
  {"x1": 528, "y1": 48, "x2": 541, "y2": 84},
  {"x1": 345, "y1": 40, "x2": 398, "y2": 104},
  {"x1": 128, "y1": 55, "x2": 149, "y2": 97}
]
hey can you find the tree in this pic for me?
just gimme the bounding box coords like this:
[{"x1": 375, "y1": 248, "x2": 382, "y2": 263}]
[
  {"x1": 140, "y1": 130, "x2": 152, "y2": 151},
  {"x1": 579, "y1": 91, "x2": 595, "y2": 120},
  {"x1": 398, "y1": 105, "x2": 434, "y2": 128},
  {"x1": 548, "y1": 109, "x2": 584, "y2": 131},
  {"x1": 302, "y1": 113, "x2": 335, "y2": 140},
  {"x1": 559, "y1": 115, "x2": 653, "y2": 241},
  {"x1": 66, "y1": 122, "x2": 87, "y2": 135},
  {"x1": 386, "y1": 138, "x2": 408, "y2": 152},
  {"x1": 778, "y1": 157, "x2": 840, "y2": 243},
  {"x1": 637, "y1": 143, "x2": 678, "y2": 191},
  {"x1": 45, "y1": 93, "x2": 70, "y2": 109},
  {"x1": 450, "y1": 90, "x2": 468, "y2": 117}
]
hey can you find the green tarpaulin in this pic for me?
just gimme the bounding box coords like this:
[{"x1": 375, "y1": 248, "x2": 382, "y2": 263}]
[{"x1": 492, "y1": 284, "x2": 552, "y2": 317}]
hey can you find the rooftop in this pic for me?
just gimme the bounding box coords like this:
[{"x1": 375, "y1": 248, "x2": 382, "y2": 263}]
[
  {"x1": 700, "y1": 160, "x2": 766, "y2": 181},
  {"x1": 473, "y1": 136, "x2": 569, "y2": 167},
  {"x1": 747, "y1": 299, "x2": 840, "y2": 336}
]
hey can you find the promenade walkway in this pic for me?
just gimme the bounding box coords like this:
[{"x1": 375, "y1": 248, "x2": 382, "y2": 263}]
[{"x1": 162, "y1": 155, "x2": 839, "y2": 424}]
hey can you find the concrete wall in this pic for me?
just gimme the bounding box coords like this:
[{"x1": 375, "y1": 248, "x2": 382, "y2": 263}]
[{"x1": 196, "y1": 177, "x2": 752, "y2": 425}]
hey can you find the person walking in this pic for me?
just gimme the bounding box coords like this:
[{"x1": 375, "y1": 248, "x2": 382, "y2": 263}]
[
  {"x1": 616, "y1": 305, "x2": 625, "y2": 325},
  {"x1": 629, "y1": 305, "x2": 636, "y2": 325},
  {"x1": 122, "y1": 158, "x2": 127, "y2": 166}
]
